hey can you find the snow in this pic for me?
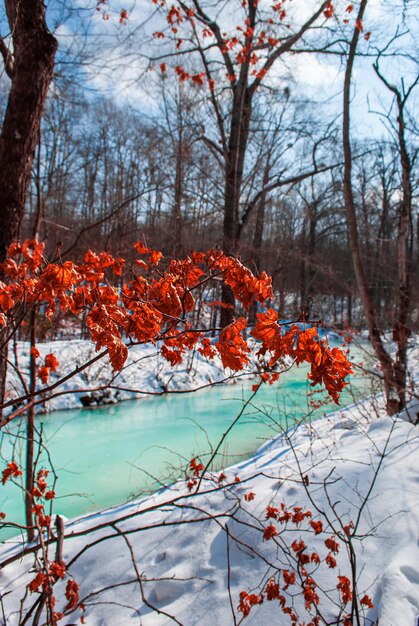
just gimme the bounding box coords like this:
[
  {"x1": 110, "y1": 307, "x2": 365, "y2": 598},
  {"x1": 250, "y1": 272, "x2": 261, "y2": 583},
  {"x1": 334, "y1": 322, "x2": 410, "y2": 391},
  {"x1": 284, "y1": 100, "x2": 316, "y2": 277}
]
[
  {"x1": 1, "y1": 391, "x2": 418, "y2": 625},
  {"x1": 1, "y1": 339, "x2": 418, "y2": 625},
  {"x1": 5, "y1": 339, "x2": 234, "y2": 413}
]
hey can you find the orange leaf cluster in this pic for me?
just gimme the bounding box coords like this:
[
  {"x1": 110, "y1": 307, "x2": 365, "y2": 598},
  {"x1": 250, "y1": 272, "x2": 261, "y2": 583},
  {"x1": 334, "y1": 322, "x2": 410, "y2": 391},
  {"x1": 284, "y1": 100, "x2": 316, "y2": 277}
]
[
  {"x1": 49, "y1": 561, "x2": 66, "y2": 580},
  {"x1": 263, "y1": 523, "x2": 279, "y2": 540},
  {"x1": 264, "y1": 502, "x2": 312, "y2": 526},
  {"x1": 1, "y1": 241, "x2": 351, "y2": 406},
  {"x1": 337, "y1": 575, "x2": 353, "y2": 604},
  {"x1": 65, "y1": 580, "x2": 81, "y2": 611},
  {"x1": 1, "y1": 461, "x2": 22, "y2": 485},
  {"x1": 38, "y1": 353, "x2": 60, "y2": 384},
  {"x1": 303, "y1": 577, "x2": 319, "y2": 611},
  {"x1": 360, "y1": 594, "x2": 374, "y2": 608},
  {"x1": 238, "y1": 499, "x2": 377, "y2": 624},
  {"x1": 1, "y1": 243, "x2": 266, "y2": 374},
  {"x1": 324, "y1": 535, "x2": 340, "y2": 554},
  {"x1": 238, "y1": 591, "x2": 263, "y2": 617},
  {"x1": 210, "y1": 252, "x2": 273, "y2": 309},
  {"x1": 186, "y1": 457, "x2": 204, "y2": 491},
  {"x1": 148, "y1": 0, "x2": 293, "y2": 87},
  {"x1": 324, "y1": 1, "x2": 334, "y2": 18},
  {"x1": 215, "y1": 317, "x2": 250, "y2": 370},
  {"x1": 252, "y1": 310, "x2": 353, "y2": 402}
]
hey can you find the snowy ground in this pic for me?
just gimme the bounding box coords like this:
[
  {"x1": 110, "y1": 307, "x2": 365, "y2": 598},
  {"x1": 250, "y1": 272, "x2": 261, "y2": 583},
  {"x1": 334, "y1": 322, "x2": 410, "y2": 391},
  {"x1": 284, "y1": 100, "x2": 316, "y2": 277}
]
[
  {"x1": 1, "y1": 339, "x2": 418, "y2": 625},
  {"x1": 5, "y1": 339, "x2": 235, "y2": 413},
  {"x1": 0, "y1": 393, "x2": 418, "y2": 625}
]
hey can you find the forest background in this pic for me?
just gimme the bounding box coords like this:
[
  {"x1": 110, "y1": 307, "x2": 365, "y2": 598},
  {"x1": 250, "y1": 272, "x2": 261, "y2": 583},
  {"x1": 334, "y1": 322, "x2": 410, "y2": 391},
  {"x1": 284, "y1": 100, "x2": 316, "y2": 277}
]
[
  {"x1": 0, "y1": 1, "x2": 418, "y2": 625},
  {"x1": 0, "y1": 0, "x2": 417, "y2": 329}
]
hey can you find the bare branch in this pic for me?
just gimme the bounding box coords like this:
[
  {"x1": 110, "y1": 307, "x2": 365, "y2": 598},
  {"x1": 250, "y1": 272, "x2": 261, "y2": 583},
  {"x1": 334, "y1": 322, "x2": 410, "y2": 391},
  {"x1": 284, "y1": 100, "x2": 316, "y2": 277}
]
[{"x1": 0, "y1": 34, "x2": 14, "y2": 78}]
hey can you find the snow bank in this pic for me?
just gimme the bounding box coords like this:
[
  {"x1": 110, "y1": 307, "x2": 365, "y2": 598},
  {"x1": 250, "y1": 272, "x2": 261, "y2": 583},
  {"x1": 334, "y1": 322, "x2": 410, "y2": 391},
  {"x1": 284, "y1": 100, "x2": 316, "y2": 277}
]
[
  {"x1": 5, "y1": 339, "x2": 234, "y2": 413},
  {"x1": 1, "y1": 394, "x2": 418, "y2": 625}
]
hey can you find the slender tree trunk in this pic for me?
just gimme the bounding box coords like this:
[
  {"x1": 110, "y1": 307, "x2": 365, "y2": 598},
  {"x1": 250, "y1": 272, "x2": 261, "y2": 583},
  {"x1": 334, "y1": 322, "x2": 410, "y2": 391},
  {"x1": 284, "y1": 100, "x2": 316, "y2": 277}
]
[
  {"x1": 249, "y1": 162, "x2": 270, "y2": 323},
  {"x1": 223, "y1": 88, "x2": 252, "y2": 253},
  {"x1": 371, "y1": 178, "x2": 390, "y2": 325},
  {"x1": 299, "y1": 202, "x2": 318, "y2": 321},
  {"x1": 299, "y1": 225, "x2": 308, "y2": 318},
  {"x1": 173, "y1": 137, "x2": 183, "y2": 257},
  {"x1": 342, "y1": 0, "x2": 399, "y2": 415},
  {"x1": 347, "y1": 291, "x2": 352, "y2": 327},
  {"x1": 252, "y1": 160, "x2": 271, "y2": 269},
  {"x1": 387, "y1": 81, "x2": 414, "y2": 409}
]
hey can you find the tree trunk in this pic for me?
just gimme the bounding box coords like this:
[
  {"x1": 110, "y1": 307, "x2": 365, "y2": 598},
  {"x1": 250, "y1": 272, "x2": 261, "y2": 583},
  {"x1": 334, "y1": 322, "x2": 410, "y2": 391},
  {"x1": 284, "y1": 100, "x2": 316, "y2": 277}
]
[
  {"x1": 221, "y1": 86, "x2": 252, "y2": 326},
  {"x1": 0, "y1": 0, "x2": 57, "y2": 412},
  {"x1": 387, "y1": 79, "x2": 414, "y2": 410},
  {"x1": 0, "y1": 0, "x2": 57, "y2": 258},
  {"x1": 173, "y1": 135, "x2": 183, "y2": 257},
  {"x1": 342, "y1": 0, "x2": 399, "y2": 415},
  {"x1": 299, "y1": 201, "x2": 318, "y2": 321},
  {"x1": 249, "y1": 159, "x2": 271, "y2": 323}
]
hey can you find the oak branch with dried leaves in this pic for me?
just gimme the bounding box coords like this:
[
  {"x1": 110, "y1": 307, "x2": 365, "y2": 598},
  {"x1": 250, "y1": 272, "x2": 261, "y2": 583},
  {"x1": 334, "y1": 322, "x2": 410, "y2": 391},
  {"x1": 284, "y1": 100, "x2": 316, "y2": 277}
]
[
  {"x1": 0, "y1": 239, "x2": 368, "y2": 626},
  {"x1": 0, "y1": 239, "x2": 352, "y2": 411}
]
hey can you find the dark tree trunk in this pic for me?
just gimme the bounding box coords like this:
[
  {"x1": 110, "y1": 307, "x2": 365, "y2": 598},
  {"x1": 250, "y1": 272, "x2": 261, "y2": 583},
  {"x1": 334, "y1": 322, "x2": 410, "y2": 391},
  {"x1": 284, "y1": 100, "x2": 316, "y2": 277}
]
[
  {"x1": 223, "y1": 87, "x2": 253, "y2": 252},
  {"x1": 0, "y1": 1, "x2": 57, "y2": 257},
  {"x1": 299, "y1": 202, "x2": 318, "y2": 321},
  {"x1": 0, "y1": 0, "x2": 58, "y2": 411},
  {"x1": 173, "y1": 136, "x2": 183, "y2": 257},
  {"x1": 220, "y1": 86, "x2": 252, "y2": 327}
]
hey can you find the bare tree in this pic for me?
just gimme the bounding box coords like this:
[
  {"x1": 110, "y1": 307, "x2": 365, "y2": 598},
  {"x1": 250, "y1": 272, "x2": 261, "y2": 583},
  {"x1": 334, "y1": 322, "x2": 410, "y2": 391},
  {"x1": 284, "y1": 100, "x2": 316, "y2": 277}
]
[
  {"x1": 140, "y1": 0, "x2": 333, "y2": 322},
  {"x1": 0, "y1": 0, "x2": 58, "y2": 408},
  {"x1": 342, "y1": 0, "x2": 417, "y2": 414}
]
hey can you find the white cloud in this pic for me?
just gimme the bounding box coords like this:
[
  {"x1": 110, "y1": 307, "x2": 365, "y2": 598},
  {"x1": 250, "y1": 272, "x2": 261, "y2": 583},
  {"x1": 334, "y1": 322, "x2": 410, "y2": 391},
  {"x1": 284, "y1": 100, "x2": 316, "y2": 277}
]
[{"x1": 293, "y1": 53, "x2": 342, "y2": 88}]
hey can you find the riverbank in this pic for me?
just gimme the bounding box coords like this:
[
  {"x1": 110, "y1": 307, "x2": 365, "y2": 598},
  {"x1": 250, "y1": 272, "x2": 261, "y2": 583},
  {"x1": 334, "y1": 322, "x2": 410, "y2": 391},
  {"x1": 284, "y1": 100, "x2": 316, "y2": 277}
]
[
  {"x1": 1, "y1": 337, "x2": 418, "y2": 624},
  {"x1": 1, "y1": 389, "x2": 418, "y2": 625},
  {"x1": 4, "y1": 329, "x2": 346, "y2": 414}
]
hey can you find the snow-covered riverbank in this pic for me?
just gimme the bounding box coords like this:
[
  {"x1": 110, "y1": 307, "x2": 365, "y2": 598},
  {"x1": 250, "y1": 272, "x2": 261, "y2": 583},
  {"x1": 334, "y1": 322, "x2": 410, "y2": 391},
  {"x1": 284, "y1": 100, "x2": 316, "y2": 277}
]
[
  {"x1": 4, "y1": 330, "x2": 348, "y2": 414},
  {"x1": 5, "y1": 339, "x2": 234, "y2": 413},
  {"x1": 1, "y1": 337, "x2": 418, "y2": 625},
  {"x1": 1, "y1": 391, "x2": 418, "y2": 625}
]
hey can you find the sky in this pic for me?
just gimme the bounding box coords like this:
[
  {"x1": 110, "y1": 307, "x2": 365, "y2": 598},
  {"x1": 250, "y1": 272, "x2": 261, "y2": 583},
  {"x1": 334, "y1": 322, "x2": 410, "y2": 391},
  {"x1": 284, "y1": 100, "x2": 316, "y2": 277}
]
[
  {"x1": 1, "y1": 0, "x2": 416, "y2": 144},
  {"x1": 45, "y1": 0, "x2": 418, "y2": 147}
]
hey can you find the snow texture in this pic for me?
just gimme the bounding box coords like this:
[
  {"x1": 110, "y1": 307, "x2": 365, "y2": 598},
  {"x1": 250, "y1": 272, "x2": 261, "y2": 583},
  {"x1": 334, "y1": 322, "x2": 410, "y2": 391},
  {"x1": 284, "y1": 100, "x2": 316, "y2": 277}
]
[
  {"x1": 1, "y1": 395, "x2": 418, "y2": 626},
  {"x1": 5, "y1": 339, "x2": 234, "y2": 413},
  {"x1": 1, "y1": 339, "x2": 418, "y2": 625}
]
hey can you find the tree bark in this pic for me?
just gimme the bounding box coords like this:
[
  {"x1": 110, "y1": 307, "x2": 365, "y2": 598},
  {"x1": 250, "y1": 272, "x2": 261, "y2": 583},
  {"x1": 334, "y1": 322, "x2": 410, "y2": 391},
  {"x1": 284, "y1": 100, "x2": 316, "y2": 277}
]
[
  {"x1": 342, "y1": 0, "x2": 400, "y2": 415},
  {"x1": 0, "y1": 0, "x2": 57, "y2": 411},
  {"x1": 0, "y1": 3, "x2": 57, "y2": 256},
  {"x1": 173, "y1": 131, "x2": 184, "y2": 257},
  {"x1": 220, "y1": 86, "x2": 252, "y2": 327}
]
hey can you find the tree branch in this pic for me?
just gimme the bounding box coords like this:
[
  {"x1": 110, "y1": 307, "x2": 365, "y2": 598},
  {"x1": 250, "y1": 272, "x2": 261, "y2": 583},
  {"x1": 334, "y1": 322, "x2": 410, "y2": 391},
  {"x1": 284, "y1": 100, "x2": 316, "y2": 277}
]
[
  {"x1": 238, "y1": 162, "x2": 341, "y2": 238},
  {"x1": 250, "y1": 1, "x2": 328, "y2": 93},
  {"x1": 0, "y1": 34, "x2": 14, "y2": 78}
]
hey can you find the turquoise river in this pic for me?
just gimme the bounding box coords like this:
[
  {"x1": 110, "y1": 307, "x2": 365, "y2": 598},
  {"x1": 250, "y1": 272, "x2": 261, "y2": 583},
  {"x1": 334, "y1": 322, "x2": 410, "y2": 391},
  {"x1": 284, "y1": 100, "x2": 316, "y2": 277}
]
[{"x1": 0, "y1": 351, "x2": 370, "y2": 541}]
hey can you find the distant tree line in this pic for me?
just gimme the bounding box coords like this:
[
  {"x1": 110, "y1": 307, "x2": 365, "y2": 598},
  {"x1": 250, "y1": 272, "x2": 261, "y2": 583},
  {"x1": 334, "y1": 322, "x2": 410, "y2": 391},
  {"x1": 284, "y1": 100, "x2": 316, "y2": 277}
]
[
  {"x1": 0, "y1": 0, "x2": 417, "y2": 413},
  {"x1": 17, "y1": 84, "x2": 417, "y2": 332}
]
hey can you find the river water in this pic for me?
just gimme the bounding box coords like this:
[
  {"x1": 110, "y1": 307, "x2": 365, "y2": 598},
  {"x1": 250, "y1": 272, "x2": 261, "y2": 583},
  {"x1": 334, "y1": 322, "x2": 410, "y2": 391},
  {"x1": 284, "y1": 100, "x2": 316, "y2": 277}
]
[{"x1": 0, "y1": 355, "x2": 368, "y2": 541}]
